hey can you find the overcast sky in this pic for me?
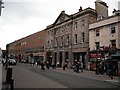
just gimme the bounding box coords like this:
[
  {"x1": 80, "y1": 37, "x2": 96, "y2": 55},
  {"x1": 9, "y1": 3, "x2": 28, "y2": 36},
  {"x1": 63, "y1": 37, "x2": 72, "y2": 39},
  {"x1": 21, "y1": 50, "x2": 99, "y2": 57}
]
[{"x1": 0, "y1": 0, "x2": 119, "y2": 50}]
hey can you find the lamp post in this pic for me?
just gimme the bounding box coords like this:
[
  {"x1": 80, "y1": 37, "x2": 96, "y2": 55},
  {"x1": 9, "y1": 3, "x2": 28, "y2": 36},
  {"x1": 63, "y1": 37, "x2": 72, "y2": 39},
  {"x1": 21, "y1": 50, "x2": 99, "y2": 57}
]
[
  {"x1": 95, "y1": 52, "x2": 98, "y2": 74},
  {"x1": 95, "y1": 48, "x2": 100, "y2": 75},
  {"x1": 0, "y1": 0, "x2": 4, "y2": 16},
  {"x1": 5, "y1": 44, "x2": 9, "y2": 69}
]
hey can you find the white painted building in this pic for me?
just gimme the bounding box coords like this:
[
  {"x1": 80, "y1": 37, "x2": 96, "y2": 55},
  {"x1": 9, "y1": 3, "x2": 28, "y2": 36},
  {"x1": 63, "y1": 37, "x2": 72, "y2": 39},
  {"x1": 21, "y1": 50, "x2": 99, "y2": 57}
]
[{"x1": 89, "y1": 14, "x2": 120, "y2": 51}]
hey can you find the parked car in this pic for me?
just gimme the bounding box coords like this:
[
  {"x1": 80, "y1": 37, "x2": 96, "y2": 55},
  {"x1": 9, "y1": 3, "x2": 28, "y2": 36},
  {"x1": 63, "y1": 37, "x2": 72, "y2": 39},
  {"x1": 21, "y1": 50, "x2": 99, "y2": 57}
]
[{"x1": 8, "y1": 59, "x2": 17, "y2": 65}]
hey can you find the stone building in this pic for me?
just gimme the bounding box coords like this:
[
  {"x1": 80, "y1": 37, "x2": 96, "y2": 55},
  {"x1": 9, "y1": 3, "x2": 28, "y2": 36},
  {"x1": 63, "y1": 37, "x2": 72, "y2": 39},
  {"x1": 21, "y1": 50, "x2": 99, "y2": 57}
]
[{"x1": 45, "y1": 7, "x2": 97, "y2": 68}]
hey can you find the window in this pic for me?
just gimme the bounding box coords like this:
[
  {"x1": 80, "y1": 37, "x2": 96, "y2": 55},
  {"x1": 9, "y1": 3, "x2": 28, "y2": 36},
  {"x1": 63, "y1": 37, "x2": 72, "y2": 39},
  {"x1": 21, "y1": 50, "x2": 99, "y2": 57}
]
[
  {"x1": 81, "y1": 19, "x2": 85, "y2": 28},
  {"x1": 51, "y1": 40, "x2": 53, "y2": 47},
  {"x1": 96, "y1": 29, "x2": 100, "y2": 36},
  {"x1": 110, "y1": 24, "x2": 116, "y2": 34},
  {"x1": 66, "y1": 24, "x2": 70, "y2": 32},
  {"x1": 74, "y1": 34, "x2": 77, "y2": 44},
  {"x1": 81, "y1": 32, "x2": 85, "y2": 43},
  {"x1": 95, "y1": 42, "x2": 100, "y2": 50},
  {"x1": 47, "y1": 41, "x2": 49, "y2": 47},
  {"x1": 66, "y1": 35, "x2": 69, "y2": 45},
  {"x1": 74, "y1": 22, "x2": 77, "y2": 30},
  {"x1": 51, "y1": 31, "x2": 54, "y2": 36},
  {"x1": 111, "y1": 40, "x2": 116, "y2": 48},
  {"x1": 61, "y1": 27, "x2": 64, "y2": 34},
  {"x1": 60, "y1": 36, "x2": 63, "y2": 46},
  {"x1": 48, "y1": 31, "x2": 50, "y2": 36},
  {"x1": 55, "y1": 38, "x2": 58, "y2": 47}
]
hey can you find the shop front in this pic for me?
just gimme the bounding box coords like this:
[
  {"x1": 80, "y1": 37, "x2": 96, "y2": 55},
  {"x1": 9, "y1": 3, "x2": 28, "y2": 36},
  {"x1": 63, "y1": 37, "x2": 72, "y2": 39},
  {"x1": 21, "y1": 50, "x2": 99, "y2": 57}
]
[{"x1": 89, "y1": 51, "x2": 104, "y2": 71}]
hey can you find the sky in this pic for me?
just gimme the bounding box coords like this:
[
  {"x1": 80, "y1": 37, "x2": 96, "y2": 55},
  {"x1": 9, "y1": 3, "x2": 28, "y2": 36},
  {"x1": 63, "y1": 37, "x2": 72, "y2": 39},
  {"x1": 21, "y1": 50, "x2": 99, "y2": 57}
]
[{"x1": 0, "y1": 0, "x2": 119, "y2": 50}]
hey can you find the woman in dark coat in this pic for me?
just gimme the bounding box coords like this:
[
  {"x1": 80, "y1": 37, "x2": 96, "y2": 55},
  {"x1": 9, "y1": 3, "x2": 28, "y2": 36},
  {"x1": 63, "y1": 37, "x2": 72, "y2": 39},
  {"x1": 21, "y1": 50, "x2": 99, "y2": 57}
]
[{"x1": 41, "y1": 61, "x2": 45, "y2": 71}]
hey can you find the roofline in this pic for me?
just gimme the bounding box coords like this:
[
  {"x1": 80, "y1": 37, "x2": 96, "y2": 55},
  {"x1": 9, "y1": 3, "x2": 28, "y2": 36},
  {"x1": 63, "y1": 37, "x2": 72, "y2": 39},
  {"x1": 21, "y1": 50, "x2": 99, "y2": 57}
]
[{"x1": 46, "y1": 7, "x2": 97, "y2": 30}]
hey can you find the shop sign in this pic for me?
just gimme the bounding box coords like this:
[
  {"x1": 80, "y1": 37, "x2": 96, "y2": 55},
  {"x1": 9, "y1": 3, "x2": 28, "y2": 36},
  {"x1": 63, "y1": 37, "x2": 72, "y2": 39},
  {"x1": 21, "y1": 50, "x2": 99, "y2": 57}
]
[{"x1": 89, "y1": 53, "x2": 104, "y2": 58}]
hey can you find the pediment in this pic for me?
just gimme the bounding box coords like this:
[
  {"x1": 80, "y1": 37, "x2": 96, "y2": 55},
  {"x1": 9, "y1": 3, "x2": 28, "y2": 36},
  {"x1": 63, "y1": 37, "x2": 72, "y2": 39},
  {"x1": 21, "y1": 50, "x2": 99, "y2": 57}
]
[{"x1": 53, "y1": 11, "x2": 70, "y2": 25}]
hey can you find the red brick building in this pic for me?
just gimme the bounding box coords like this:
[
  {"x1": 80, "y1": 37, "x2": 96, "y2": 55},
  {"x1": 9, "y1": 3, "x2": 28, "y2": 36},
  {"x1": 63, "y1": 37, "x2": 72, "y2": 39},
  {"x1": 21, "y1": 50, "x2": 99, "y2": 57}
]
[{"x1": 8, "y1": 30, "x2": 45, "y2": 62}]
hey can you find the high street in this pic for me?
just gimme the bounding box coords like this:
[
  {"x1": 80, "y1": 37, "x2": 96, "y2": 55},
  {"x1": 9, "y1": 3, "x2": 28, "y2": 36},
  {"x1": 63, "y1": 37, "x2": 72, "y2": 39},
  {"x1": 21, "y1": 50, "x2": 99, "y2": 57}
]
[{"x1": 2, "y1": 63, "x2": 119, "y2": 89}]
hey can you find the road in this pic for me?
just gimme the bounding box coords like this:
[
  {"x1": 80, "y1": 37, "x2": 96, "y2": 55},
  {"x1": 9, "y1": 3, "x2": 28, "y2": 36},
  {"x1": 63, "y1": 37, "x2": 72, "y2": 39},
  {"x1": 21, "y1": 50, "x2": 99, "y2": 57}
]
[{"x1": 4, "y1": 63, "x2": 119, "y2": 88}]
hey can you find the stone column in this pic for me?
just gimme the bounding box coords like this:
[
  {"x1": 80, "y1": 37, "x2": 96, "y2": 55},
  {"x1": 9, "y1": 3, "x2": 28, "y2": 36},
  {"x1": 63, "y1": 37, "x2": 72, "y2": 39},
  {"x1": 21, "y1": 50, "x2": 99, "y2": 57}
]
[
  {"x1": 52, "y1": 52, "x2": 55, "y2": 65},
  {"x1": 62, "y1": 50, "x2": 65, "y2": 67},
  {"x1": 68, "y1": 48, "x2": 73, "y2": 68}
]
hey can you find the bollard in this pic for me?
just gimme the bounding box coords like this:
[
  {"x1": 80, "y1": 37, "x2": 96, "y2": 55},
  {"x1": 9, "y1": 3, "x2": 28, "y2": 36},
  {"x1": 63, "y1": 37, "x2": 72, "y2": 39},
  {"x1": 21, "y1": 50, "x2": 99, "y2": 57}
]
[
  {"x1": 6, "y1": 68, "x2": 12, "y2": 83},
  {"x1": 10, "y1": 79, "x2": 14, "y2": 90}
]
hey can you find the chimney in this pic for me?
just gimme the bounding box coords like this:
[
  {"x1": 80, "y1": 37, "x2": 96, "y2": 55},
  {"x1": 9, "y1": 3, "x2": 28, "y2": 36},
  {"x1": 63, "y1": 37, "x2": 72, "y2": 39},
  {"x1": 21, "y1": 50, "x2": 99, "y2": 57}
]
[
  {"x1": 118, "y1": 1, "x2": 120, "y2": 10},
  {"x1": 95, "y1": 0, "x2": 108, "y2": 19},
  {"x1": 79, "y1": 6, "x2": 82, "y2": 12}
]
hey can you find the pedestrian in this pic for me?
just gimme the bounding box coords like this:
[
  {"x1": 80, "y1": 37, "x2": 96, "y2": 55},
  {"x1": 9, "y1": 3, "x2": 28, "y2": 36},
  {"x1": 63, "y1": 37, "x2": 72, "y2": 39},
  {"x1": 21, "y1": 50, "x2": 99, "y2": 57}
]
[
  {"x1": 57, "y1": 61, "x2": 59, "y2": 67},
  {"x1": 40, "y1": 61, "x2": 45, "y2": 71},
  {"x1": 46, "y1": 61, "x2": 50, "y2": 69},
  {"x1": 76, "y1": 61, "x2": 80, "y2": 73},
  {"x1": 80, "y1": 61, "x2": 84, "y2": 72},
  {"x1": 63, "y1": 62, "x2": 67, "y2": 70},
  {"x1": 52, "y1": 64, "x2": 56, "y2": 69}
]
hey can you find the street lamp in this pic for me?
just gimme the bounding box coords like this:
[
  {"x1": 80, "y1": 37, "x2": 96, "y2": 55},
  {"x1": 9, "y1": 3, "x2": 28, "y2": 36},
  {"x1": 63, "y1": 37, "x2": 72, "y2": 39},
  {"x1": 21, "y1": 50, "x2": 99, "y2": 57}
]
[
  {"x1": 95, "y1": 48, "x2": 101, "y2": 75},
  {"x1": 0, "y1": 0, "x2": 4, "y2": 16}
]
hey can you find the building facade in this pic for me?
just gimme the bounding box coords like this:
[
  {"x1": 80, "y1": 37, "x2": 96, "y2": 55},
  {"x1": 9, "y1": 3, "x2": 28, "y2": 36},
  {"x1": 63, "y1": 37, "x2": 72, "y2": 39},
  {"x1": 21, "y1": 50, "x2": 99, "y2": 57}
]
[
  {"x1": 89, "y1": 14, "x2": 120, "y2": 51},
  {"x1": 8, "y1": 30, "x2": 45, "y2": 62},
  {"x1": 89, "y1": 11, "x2": 120, "y2": 75},
  {"x1": 45, "y1": 8, "x2": 97, "y2": 68}
]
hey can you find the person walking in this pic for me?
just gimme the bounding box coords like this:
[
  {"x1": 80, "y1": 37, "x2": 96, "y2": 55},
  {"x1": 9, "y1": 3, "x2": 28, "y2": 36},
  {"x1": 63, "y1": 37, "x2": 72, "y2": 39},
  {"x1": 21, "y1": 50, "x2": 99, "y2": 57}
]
[
  {"x1": 46, "y1": 61, "x2": 50, "y2": 69},
  {"x1": 80, "y1": 61, "x2": 84, "y2": 72},
  {"x1": 76, "y1": 61, "x2": 80, "y2": 73},
  {"x1": 63, "y1": 62, "x2": 67, "y2": 70},
  {"x1": 41, "y1": 61, "x2": 45, "y2": 71}
]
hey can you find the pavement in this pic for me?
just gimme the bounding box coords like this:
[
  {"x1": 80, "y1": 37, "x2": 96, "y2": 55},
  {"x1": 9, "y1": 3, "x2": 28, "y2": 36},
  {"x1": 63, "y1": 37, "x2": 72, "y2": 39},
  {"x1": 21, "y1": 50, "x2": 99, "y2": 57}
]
[
  {"x1": 1, "y1": 63, "x2": 120, "y2": 89},
  {"x1": 51, "y1": 67, "x2": 120, "y2": 86}
]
